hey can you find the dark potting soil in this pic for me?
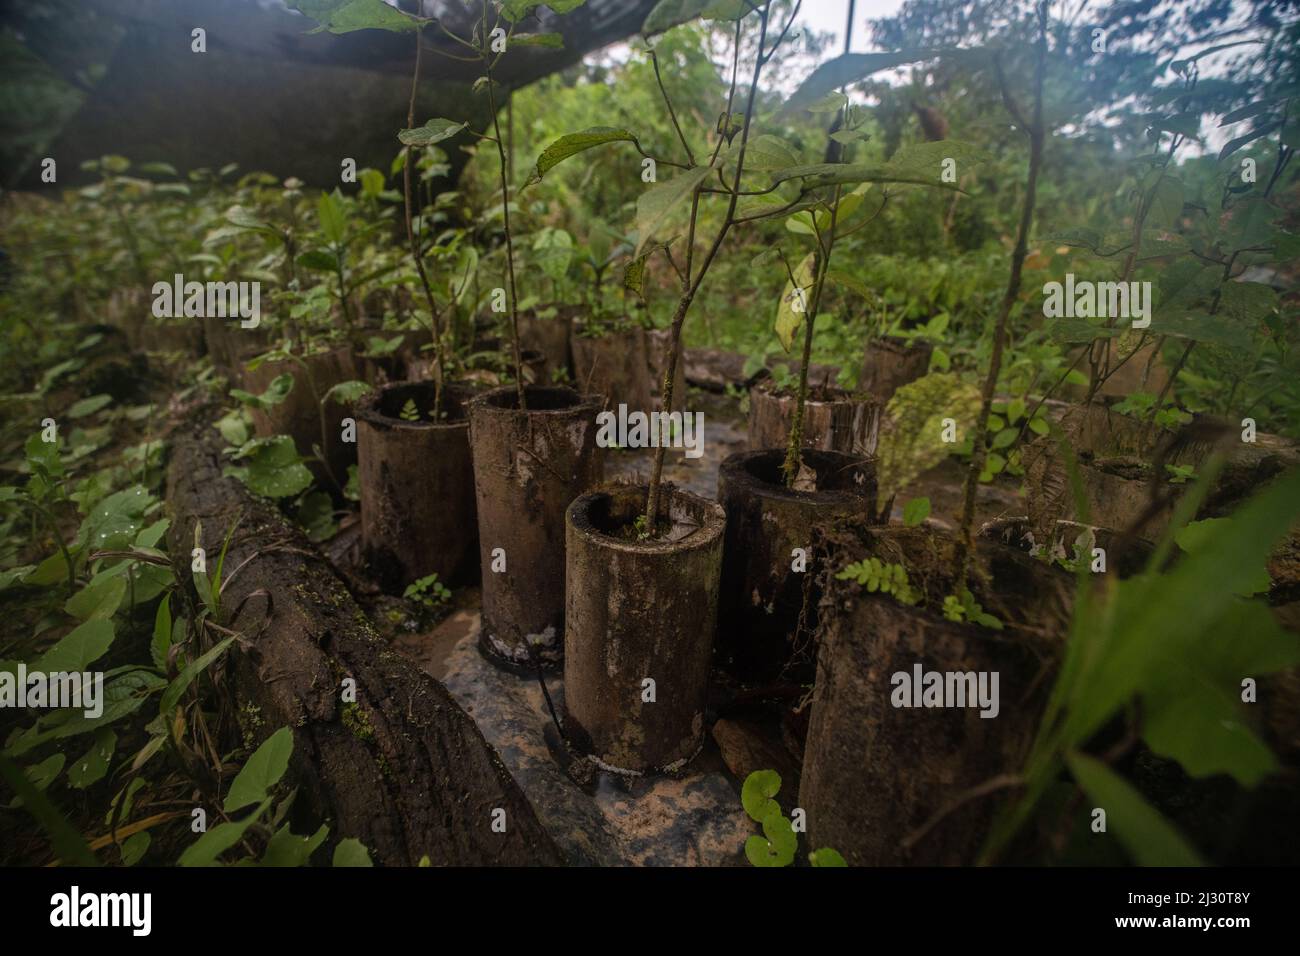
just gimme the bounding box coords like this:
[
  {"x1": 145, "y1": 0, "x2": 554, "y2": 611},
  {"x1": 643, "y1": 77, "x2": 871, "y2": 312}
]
[{"x1": 361, "y1": 380, "x2": 472, "y2": 426}]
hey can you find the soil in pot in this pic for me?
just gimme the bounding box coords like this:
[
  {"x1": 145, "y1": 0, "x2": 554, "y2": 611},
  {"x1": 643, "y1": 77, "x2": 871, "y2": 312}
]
[
  {"x1": 570, "y1": 321, "x2": 655, "y2": 414},
  {"x1": 747, "y1": 379, "x2": 883, "y2": 457},
  {"x1": 564, "y1": 483, "x2": 726, "y2": 774},
  {"x1": 717, "y1": 448, "x2": 885, "y2": 683},
  {"x1": 239, "y1": 343, "x2": 360, "y2": 490},
  {"x1": 799, "y1": 523, "x2": 1073, "y2": 866},
  {"x1": 356, "y1": 381, "x2": 478, "y2": 591},
  {"x1": 980, "y1": 515, "x2": 1153, "y2": 579},
  {"x1": 468, "y1": 384, "x2": 604, "y2": 670},
  {"x1": 859, "y1": 337, "x2": 933, "y2": 402}
]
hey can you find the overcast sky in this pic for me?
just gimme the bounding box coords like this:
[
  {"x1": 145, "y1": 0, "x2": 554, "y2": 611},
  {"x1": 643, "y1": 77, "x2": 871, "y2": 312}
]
[{"x1": 799, "y1": 0, "x2": 907, "y2": 51}]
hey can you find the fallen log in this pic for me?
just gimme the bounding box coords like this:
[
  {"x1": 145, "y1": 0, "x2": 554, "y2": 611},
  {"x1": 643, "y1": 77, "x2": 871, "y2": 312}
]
[{"x1": 165, "y1": 412, "x2": 565, "y2": 866}]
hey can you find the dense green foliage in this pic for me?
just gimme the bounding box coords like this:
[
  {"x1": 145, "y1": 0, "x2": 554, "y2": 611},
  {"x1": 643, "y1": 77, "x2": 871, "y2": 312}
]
[{"x1": 0, "y1": 0, "x2": 1297, "y2": 867}]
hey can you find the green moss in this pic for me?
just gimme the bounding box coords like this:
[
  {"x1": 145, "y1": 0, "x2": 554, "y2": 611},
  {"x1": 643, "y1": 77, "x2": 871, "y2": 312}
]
[{"x1": 341, "y1": 700, "x2": 375, "y2": 743}]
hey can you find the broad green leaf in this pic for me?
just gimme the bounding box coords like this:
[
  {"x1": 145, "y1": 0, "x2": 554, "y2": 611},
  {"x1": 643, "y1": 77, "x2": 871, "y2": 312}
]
[
  {"x1": 741, "y1": 769, "x2": 782, "y2": 822},
  {"x1": 179, "y1": 798, "x2": 271, "y2": 866},
  {"x1": 902, "y1": 497, "x2": 930, "y2": 527},
  {"x1": 805, "y1": 91, "x2": 848, "y2": 114},
  {"x1": 288, "y1": 0, "x2": 417, "y2": 34},
  {"x1": 875, "y1": 373, "x2": 980, "y2": 510},
  {"x1": 317, "y1": 190, "x2": 347, "y2": 245},
  {"x1": 398, "y1": 118, "x2": 468, "y2": 148},
  {"x1": 225, "y1": 726, "x2": 294, "y2": 813},
  {"x1": 322, "y1": 380, "x2": 372, "y2": 404},
  {"x1": 120, "y1": 831, "x2": 150, "y2": 866},
  {"x1": 1045, "y1": 318, "x2": 1121, "y2": 345},
  {"x1": 1156, "y1": 311, "x2": 1252, "y2": 350},
  {"x1": 774, "y1": 253, "x2": 815, "y2": 351},
  {"x1": 227, "y1": 437, "x2": 314, "y2": 499},
  {"x1": 634, "y1": 166, "x2": 711, "y2": 255},
  {"x1": 34, "y1": 618, "x2": 116, "y2": 673},
  {"x1": 1175, "y1": 519, "x2": 1269, "y2": 595},
  {"x1": 1064, "y1": 467, "x2": 1300, "y2": 750},
  {"x1": 333, "y1": 837, "x2": 375, "y2": 867},
  {"x1": 729, "y1": 133, "x2": 800, "y2": 171},
  {"x1": 64, "y1": 575, "x2": 127, "y2": 621},
  {"x1": 642, "y1": 0, "x2": 742, "y2": 35},
  {"x1": 231, "y1": 373, "x2": 295, "y2": 410},
  {"x1": 261, "y1": 823, "x2": 329, "y2": 867},
  {"x1": 526, "y1": 127, "x2": 637, "y2": 186},
  {"x1": 1066, "y1": 752, "x2": 1203, "y2": 866},
  {"x1": 68, "y1": 729, "x2": 117, "y2": 789},
  {"x1": 296, "y1": 249, "x2": 337, "y2": 272}
]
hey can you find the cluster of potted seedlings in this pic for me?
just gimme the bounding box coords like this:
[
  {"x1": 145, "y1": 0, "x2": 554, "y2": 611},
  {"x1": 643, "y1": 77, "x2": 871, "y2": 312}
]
[{"x1": 115, "y1": 0, "x2": 1291, "y2": 865}]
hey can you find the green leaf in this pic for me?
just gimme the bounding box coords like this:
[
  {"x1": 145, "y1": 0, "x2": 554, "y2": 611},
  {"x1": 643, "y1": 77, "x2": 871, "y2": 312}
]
[
  {"x1": 805, "y1": 91, "x2": 848, "y2": 114},
  {"x1": 179, "y1": 798, "x2": 272, "y2": 866},
  {"x1": 1066, "y1": 752, "x2": 1204, "y2": 866},
  {"x1": 231, "y1": 372, "x2": 295, "y2": 411},
  {"x1": 398, "y1": 118, "x2": 468, "y2": 148},
  {"x1": 77, "y1": 485, "x2": 153, "y2": 551},
  {"x1": 774, "y1": 253, "x2": 815, "y2": 351},
  {"x1": 642, "y1": 0, "x2": 739, "y2": 35},
  {"x1": 67, "y1": 395, "x2": 113, "y2": 419},
  {"x1": 160, "y1": 636, "x2": 235, "y2": 716},
  {"x1": 527, "y1": 127, "x2": 637, "y2": 186},
  {"x1": 902, "y1": 497, "x2": 930, "y2": 527},
  {"x1": 729, "y1": 133, "x2": 799, "y2": 171},
  {"x1": 229, "y1": 437, "x2": 314, "y2": 499},
  {"x1": 809, "y1": 847, "x2": 847, "y2": 867},
  {"x1": 120, "y1": 831, "x2": 150, "y2": 866},
  {"x1": 261, "y1": 823, "x2": 329, "y2": 867},
  {"x1": 634, "y1": 166, "x2": 711, "y2": 255},
  {"x1": 512, "y1": 32, "x2": 564, "y2": 48},
  {"x1": 288, "y1": 0, "x2": 417, "y2": 34},
  {"x1": 1175, "y1": 519, "x2": 1269, "y2": 595},
  {"x1": 151, "y1": 594, "x2": 173, "y2": 671},
  {"x1": 745, "y1": 807, "x2": 798, "y2": 866},
  {"x1": 225, "y1": 726, "x2": 294, "y2": 813},
  {"x1": 34, "y1": 618, "x2": 116, "y2": 673},
  {"x1": 64, "y1": 574, "x2": 127, "y2": 621},
  {"x1": 317, "y1": 190, "x2": 347, "y2": 245},
  {"x1": 741, "y1": 769, "x2": 782, "y2": 822},
  {"x1": 296, "y1": 250, "x2": 337, "y2": 272},
  {"x1": 875, "y1": 372, "x2": 980, "y2": 510},
  {"x1": 1046, "y1": 318, "x2": 1121, "y2": 345},
  {"x1": 332, "y1": 837, "x2": 375, "y2": 867},
  {"x1": 1157, "y1": 311, "x2": 1252, "y2": 351},
  {"x1": 68, "y1": 729, "x2": 116, "y2": 789},
  {"x1": 322, "y1": 380, "x2": 372, "y2": 404}
]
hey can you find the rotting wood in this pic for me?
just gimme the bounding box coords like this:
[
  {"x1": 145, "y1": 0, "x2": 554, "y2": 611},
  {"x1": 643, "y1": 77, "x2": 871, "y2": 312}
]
[{"x1": 165, "y1": 411, "x2": 565, "y2": 866}]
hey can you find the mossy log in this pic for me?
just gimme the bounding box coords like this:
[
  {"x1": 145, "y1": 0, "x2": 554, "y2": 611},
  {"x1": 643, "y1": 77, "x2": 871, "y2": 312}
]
[{"x1": 165, "y1": 412, "x2": 565, "y2": 866}]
